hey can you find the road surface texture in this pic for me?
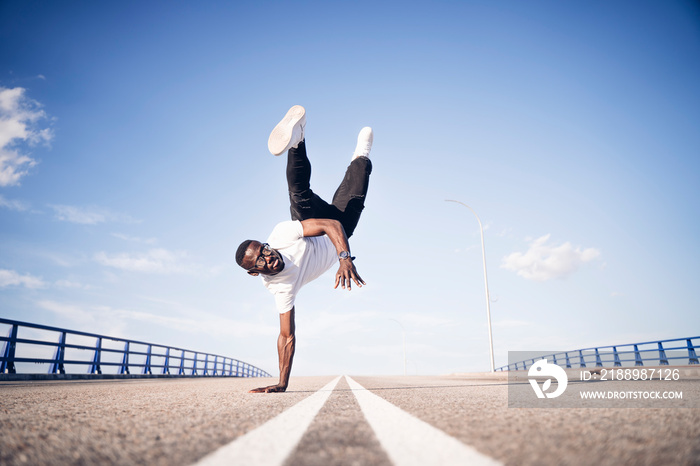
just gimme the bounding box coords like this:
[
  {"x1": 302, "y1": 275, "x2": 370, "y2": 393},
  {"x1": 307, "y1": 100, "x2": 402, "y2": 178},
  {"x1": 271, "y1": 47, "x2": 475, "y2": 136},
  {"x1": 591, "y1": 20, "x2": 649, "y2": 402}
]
[{"x1": 1, "y1": 373, "x2": 699, "y2": 465}]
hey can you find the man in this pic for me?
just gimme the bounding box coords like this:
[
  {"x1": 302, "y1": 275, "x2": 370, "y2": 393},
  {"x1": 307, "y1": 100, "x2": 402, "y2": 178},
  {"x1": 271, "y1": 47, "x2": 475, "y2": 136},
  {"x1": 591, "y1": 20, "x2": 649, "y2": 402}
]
[{"x1": 236, "y1": 105, "x2": 373, "y2": 393}]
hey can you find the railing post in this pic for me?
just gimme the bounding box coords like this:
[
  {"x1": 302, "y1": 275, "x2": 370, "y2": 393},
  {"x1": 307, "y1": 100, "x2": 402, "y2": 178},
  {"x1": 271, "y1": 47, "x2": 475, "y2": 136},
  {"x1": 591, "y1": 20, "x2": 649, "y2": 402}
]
[
  {"x1": 658, "y1": 342, "x2": 669, "y2": 365},
  {"x1": 1, "y1": 324, "x2": 18, "y2": 374},
  {"x1": 163, "y1": 347, "x2": 170, "y2": 375},
  {"x1": 213, "y1": 355, "x2": 219, "y2": 376},
  {"x1": 634, "y1": 344, "x2": 643, "y2": 366},
  {"x1": 578, "y1": 350, "x2": 586, "y2": 368},
  {"x1": 688, "y1": 339, "x2": 699, "y2": 365},
  {"x1": 192, "y1": 352, "x2": 198, "y2": 376},
  {"x1": 90, "y1": 337, "x2": 102, "y2": 374},
  {"x1": 565, "y1": 352, "x2": 571, "y2": 369},
  {"x1": 613, "y1": 347, "x2": 621, "y2": 367},
  {"x1": 552, "y1": 354, "x2": 557, "y2": 365},
  {"x1": 120, "y1": 341, "x2": 130, "y2": 374},
  {"x1": 595, "y1": 348, "x2": 603, "y2": 367},
  {"x1": 143, "y1": 344, "x2": 152, "y2": 375},
  {"x1": 236, "y1": 360, "x2": 240, "y2": 377},
  {"x1": 203, "y1": 354, "x2": 209, "y2": 376},
  {"x1": 50, "y1": 331, "x2": 67, "y2": 375},
  {"x1": 179, "y1": 350, "x2": 186, "y2": 375}
]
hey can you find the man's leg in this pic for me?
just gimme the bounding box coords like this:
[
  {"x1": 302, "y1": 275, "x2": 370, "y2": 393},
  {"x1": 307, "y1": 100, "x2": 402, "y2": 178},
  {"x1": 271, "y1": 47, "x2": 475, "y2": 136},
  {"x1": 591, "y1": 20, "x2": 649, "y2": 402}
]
[
  {"x1": 267, "y1": 105, "x2": 332, "y2": 221},
  {"x1": 287, "y1": 140, "x2": 332, "y2": 221},
  {"x1": 330, "y1": 127, "x2": 373, "y2": 237}
]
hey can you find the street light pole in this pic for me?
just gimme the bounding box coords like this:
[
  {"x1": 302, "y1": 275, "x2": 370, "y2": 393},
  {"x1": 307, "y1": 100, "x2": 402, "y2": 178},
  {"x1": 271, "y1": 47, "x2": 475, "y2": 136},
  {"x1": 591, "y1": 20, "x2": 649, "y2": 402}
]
[
  {"x1": 445, "y1": 200, "x2": 495, "y2": 373},
  {"x1": 389, "y1": 318, "x2": 407, "y2": 376}
]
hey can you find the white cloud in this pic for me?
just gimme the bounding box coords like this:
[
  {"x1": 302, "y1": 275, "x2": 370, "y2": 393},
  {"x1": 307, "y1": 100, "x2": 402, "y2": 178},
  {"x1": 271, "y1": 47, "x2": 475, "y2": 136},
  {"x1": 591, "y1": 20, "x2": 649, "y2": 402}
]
[
  {"x1": 94, "y1": 248, "x2": 191, "y2": 274},
  {"x1": 54, "y1": 279, "x2": 91, "y2": 290},
  {"x1": 111, "y1": 232, "x2": 158, "y2": 244},
  {"x1": 0, "y1": 269, "x2": 45, "y2": 288},
  {"x1": 37, "y1": 300, "x2": 276, "y2": 339},
  {"x1": 453, "y1": 245, "x2": 479, "y2": 254},
  {"x1": 402, "y1": 312, "x2": 453, "y2": 328},
  {"x1": 496, "y1": 227, "x2": 514, "y2": 238},
  {"x1": 102, "y1": 307, "x2": 277, "y2": 338},
  {"x1": 37, "y1": 300, "x2": 95, "y2": 322},
  {"x1": 493, "y1": 319, "x2": 532, "y2": 328},
  {"x1": 302, "y1": 310, "x2": 378, "y2": 340},
  {"x1": 348, "y1": 344, "x2": 404, "y2": 357},
  {"x1": 49, "y1": 204, "x2": 137, "y2": 225},
  {"x1": 35, "y1": 300, "x2": 128, "y2": 337},
  {"x1": 0, "y1": 194, "x2": 29, "y2": 211},
  {"x1": 0, "y1": 86, "x2": 53, "y2": 186},
  {"x1": 501, "y1": 234, "x2": 601, "y2": 281}
]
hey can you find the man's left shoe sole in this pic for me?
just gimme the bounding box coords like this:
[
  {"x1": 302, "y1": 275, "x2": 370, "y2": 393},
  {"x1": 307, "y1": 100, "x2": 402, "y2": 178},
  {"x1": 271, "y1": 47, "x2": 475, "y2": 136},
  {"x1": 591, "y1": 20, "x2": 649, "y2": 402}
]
[{"x1": 267, "y1": 105, "x2": 306, "y2": 156}]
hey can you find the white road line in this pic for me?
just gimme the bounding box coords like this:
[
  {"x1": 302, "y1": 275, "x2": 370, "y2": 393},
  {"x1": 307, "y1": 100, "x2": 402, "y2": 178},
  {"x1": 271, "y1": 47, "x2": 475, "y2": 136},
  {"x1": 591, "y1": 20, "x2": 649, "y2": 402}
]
[
  {"x1": 193, "y1": 376, "x2": 341, "y2": 466},
  {"x1": 345, "y1": 376, "x2": 503, "y2": 466}
]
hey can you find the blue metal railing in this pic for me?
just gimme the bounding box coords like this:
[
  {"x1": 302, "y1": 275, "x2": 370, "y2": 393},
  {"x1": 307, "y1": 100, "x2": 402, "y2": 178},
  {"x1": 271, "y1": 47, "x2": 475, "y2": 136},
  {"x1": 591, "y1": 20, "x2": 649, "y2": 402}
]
[
  {"x1": 0, "y1": 318, "x2": 272, "y2": 378},
  {"x1": 496, "y1": 336, "x2": 700, "y2": 371}
]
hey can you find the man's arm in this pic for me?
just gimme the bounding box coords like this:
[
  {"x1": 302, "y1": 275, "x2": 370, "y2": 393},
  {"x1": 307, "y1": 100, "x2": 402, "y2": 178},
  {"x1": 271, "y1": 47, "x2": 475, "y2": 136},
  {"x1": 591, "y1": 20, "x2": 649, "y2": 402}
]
[
  {"x1": 249, "y1": 308, "x2": 296, "y2": 393},
  {"x1": 300, "y1": 218, "x2": 365, "y2": 290}
]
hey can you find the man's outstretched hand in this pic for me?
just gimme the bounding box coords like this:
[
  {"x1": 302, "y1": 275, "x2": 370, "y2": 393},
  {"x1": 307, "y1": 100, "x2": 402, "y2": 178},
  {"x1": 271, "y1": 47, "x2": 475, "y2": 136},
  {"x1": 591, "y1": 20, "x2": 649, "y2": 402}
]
[
  {"x1": 335, "y1": 259, "x2": 365, "y2": 290},
  {"x1": 249, "y1": 384, "x2": 288, "y2": 393}
]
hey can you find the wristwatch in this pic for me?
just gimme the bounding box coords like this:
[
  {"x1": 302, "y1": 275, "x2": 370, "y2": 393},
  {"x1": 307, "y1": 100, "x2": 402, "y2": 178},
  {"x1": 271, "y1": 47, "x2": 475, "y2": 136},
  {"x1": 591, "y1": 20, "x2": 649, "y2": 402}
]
[{"x1": 339, "y1": 251, "x2": 355, "y2": 261}]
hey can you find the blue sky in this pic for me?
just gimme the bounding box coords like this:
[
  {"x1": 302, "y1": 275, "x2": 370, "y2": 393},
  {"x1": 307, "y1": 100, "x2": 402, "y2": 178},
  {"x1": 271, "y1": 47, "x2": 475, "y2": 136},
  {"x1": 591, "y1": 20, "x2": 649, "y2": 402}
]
[{"x1": 1, "y1": 0, "x2": 699, "y2": 376}]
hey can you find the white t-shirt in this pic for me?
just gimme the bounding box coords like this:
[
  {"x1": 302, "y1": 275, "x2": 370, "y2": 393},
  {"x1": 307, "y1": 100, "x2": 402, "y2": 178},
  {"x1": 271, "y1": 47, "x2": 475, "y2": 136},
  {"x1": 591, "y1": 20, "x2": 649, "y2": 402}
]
[{"x1": 261, "y1": 220, "x2": 338, "y2": 313}]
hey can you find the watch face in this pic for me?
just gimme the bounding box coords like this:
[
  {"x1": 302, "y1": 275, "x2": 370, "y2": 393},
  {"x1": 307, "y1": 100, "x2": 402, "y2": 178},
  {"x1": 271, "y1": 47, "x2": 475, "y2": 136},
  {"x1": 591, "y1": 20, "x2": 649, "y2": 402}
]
[{"x1": 339, "y1": 251, "x2": 350, "y2": 259}]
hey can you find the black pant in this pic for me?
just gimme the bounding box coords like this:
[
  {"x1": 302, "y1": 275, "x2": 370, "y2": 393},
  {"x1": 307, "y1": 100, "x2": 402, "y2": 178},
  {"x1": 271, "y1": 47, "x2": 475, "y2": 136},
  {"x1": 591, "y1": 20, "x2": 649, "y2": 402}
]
[{"x1": 287, "y1": 140, "x2": 372, "y2": 238}]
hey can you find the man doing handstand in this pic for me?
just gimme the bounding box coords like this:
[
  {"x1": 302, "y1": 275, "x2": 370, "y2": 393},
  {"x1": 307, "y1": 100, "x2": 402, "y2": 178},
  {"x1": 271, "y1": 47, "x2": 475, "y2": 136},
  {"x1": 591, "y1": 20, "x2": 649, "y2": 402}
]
[{"x1": 235, "y1": 105, "x2": 373, "y2": 393}]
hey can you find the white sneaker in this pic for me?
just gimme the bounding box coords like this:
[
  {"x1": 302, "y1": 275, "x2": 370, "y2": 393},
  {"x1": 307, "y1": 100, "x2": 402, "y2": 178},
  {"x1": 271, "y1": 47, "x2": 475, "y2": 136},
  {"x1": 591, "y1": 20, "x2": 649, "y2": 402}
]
[
  {"x1": 267, "y1": 105, "x2": 306, "y2": 156},
  {"x1": 352, "y1": 127, "x2": 373, "y2": 160}
]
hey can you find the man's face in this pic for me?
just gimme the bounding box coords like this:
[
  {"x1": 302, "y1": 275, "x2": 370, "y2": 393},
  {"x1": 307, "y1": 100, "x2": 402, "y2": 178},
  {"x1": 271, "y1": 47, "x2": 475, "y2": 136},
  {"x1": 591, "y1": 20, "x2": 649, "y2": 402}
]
[{"x1": 242, "y1": 241, "x2": 285, "y2": 276}]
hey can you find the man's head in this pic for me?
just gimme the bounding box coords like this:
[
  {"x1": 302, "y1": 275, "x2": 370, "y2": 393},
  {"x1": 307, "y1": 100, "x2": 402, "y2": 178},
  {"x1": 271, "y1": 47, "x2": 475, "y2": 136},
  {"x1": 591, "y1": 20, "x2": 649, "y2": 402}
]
[{"x1": 236, "y1": 240, "x2": 285, "y2": 276}]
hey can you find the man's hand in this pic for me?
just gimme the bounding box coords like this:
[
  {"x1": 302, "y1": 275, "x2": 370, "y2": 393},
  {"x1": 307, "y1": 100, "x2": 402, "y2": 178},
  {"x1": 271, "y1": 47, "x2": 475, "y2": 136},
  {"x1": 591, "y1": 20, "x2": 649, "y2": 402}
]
[
  {"x1": 335, "y1": 259, "x2": 365, "y2": 290},
  {"x1": 249, "y1": 384, "x2": 287, "y2": 393},
  {"x1": 250, "y1": 309, "x2": 296, "y2": 394},
  {"x1": 300, "y1": 219, "x2": 366, "y2": 290}
]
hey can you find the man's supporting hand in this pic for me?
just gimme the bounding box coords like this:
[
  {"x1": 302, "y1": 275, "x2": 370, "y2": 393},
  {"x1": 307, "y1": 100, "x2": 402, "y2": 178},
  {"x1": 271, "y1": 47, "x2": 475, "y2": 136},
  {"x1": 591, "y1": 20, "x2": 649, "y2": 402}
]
[
  {"x1": 335, "y1": 259, "x2": 365, "y2": 290},
  {"x1": 249, "y1": 308, "x2": 295, "y2": 394},
  {"x1": 249, "y1": 384, "x2": 288, "y2": 393}
]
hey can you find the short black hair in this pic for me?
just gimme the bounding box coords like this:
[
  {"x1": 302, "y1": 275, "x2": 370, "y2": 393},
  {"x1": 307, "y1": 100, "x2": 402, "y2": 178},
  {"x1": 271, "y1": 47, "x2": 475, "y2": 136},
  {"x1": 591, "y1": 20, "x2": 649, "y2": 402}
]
[{"x1": 235, "y1": 240, "x2": 255, "y2": 268}]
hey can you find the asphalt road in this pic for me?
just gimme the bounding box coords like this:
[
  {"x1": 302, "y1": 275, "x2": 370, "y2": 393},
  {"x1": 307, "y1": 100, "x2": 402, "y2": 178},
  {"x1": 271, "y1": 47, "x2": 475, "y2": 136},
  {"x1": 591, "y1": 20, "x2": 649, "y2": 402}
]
[{"x1": 1, "y1": 373, "x2": 699, "y2": 465}]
